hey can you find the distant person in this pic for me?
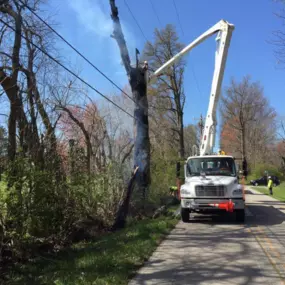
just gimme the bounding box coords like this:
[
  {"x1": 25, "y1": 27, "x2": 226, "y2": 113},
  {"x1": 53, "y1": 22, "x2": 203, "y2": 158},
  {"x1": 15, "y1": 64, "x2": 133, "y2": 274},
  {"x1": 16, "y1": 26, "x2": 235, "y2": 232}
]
[
  {"x1": 169, "y1": 186, "x2": 178, "y2": 197},
  {"x1": 268, "y1": 176, "x2": 273, "y2": 195}
]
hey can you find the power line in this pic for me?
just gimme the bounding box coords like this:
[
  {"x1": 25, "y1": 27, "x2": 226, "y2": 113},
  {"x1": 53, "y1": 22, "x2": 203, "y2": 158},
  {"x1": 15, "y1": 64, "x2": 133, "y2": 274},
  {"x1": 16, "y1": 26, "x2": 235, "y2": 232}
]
[
  {"x1": 190, "y1": 66, "x2": 203, "y2": 98},
  {"x1": 0, "y1": 19, "x2": 135, "y2": 119},
  {"x1": 124, "y1": 0, "x2": 148, "y2": 42},
  {"x1": 172, "y1": 0, "x2": 184, "y2": 36},
  {"x1": 149, "y1": 0, "x2": 162, "y2": 26},
  {"x1": 172, "y1": 0, "x2": 203, "y2": 98},
  {"x1": 18, "y1": 0, "x2": 134, "y2": 103}
]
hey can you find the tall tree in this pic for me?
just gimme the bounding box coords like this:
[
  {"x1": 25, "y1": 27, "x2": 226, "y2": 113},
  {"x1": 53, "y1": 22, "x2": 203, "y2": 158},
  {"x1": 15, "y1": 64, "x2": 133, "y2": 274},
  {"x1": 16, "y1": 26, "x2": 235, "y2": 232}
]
[
  {"x1": 184, "y1": 124, "x2": 198, "y2": 157},
  {"x1": 272, "y1": 0, "x2": 285, "y2": 65},
  {"x1": 0, "y1": 0, "x2": 62, "y2": 172},
  {"x1": 220, "y1": 76, "x2": 276, "y2": 171},
  {"x1": 0, "y1": 1, "x2": 23, "y2": 161},
  {"x1": 0, "y1": 126, "x2": 8, "y2": 180},
  {"x1": 144, "y1": 25, "x2": 186, "y2": 159},
  {"x1": 109, "y1": 0, "x2": 150, "y2": 211}
]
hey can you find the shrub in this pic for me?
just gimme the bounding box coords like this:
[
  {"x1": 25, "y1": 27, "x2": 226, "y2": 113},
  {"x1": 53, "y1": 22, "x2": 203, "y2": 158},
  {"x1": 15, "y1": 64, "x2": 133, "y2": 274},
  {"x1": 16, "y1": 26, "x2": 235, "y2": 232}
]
[{"x1": 248, "y1": 163, "x2": 284, "y2": 182}]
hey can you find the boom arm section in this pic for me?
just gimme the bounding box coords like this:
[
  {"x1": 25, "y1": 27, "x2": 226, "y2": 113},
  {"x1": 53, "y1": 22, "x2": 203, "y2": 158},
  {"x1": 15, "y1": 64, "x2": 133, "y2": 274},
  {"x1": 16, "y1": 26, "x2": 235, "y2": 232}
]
[
  {"x1": 200, "y1": 21, "x2": 234, "y2": 156},
  {"x1": 148, "y1": 20, "x2": 234, "y2": 156}
]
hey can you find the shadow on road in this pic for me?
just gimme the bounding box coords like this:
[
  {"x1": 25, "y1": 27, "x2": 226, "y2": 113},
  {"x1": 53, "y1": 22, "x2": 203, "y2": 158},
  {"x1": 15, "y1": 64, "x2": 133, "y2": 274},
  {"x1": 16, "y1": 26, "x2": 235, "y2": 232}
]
[
  {"x1": 133, "y1": 262, "x2": 270, "y2": 285},
  {"x1": 245, "y1": 189, "x2": 264, "y2": 195},
  {"x1": 130, "y1": 190, "x2": 285, "y2": 285},
  {"x1": 132, "y1": 222, "x2": 281, "y2": 285},
  {"x1": 247, "y1": 204, "x2": 285, "y2": 226},
  {"x1": 184, "y1": 204, "x2": 285, "y2": 226},
  {"x1": 185, "y1": 213, "x2": 239, "y2": 225},
  {"x1": 255, "y1": 200, "x2": 285, "y2": 205}
]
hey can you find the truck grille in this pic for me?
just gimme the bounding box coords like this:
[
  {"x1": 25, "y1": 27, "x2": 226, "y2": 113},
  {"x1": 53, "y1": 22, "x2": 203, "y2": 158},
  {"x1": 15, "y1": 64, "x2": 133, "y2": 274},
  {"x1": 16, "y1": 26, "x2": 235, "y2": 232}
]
[{"x1": 195, "y1": 185, "x2": 225, "y2": 197}]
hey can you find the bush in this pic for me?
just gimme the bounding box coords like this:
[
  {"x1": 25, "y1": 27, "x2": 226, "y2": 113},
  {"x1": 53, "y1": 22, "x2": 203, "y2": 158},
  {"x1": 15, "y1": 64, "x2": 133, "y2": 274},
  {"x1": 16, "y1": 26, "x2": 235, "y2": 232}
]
[
  {"x1": 247, "y1": 163, "x2": 284, "y2": 182},
  {"x1": 148, "y1": 157, "x2": 177, "y2": 206},
  {"x1": 0, "y1": 156, "x2": 131, "y2": 263}
]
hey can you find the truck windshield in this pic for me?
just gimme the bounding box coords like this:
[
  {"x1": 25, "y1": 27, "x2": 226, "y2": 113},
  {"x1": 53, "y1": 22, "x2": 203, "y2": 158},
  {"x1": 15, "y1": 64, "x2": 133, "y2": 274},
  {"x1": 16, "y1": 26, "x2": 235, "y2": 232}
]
[{"x1": 187, "y1": 157, "x2": 236, "y2": 177}]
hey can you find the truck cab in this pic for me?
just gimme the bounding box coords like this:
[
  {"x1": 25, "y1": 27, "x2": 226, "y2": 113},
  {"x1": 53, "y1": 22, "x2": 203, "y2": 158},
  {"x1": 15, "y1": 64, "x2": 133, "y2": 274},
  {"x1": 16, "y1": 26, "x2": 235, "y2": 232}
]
[{"x1": 180, "y1": 155, "x2": 245, "y2": 222}]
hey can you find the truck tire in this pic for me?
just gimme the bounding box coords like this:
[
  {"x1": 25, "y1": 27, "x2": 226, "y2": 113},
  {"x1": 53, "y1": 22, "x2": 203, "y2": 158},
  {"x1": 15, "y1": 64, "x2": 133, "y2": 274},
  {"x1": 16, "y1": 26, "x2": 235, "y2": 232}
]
[
  {"x1": 235, "y1": 209, "x2": 245, "y2": 223},
  {"x1": 181, "y1": 208, "x2": 190, "y2": 223}
]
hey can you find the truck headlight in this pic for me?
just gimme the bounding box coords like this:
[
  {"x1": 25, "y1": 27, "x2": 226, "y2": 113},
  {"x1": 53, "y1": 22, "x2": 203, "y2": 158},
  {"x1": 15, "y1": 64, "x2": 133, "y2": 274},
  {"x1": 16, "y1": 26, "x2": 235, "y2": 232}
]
[
  {"x1": 180, "y1": 188, "x2": 191, "y2": 195},
  {"x1": 232, "y1": 189, "x2": 242, "y2": 196}
]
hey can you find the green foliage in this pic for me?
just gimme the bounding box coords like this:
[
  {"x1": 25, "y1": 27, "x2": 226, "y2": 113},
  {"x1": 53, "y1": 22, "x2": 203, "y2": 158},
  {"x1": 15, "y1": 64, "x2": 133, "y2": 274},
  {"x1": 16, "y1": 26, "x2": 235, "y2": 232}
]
[
  {"x1": 0, "y1": 155, "x2": 130, "y2": 263},
  {"x1": 7, "y1": 216, "x2": 178, "y2": 285},
  {"x1": 2, "y1": 157, "x2": 70, "y2": 244},
  {"x1": 247, "y1": 163, "x2": 284, "y2": 182},
  {"x1": 0, "y1": 179, "x2": 7, "y2": 240},
  {"x1": 252, "y1": 182, "x2": 285, "y2": 202},
  {"x1": 148, "y1": 151, "x2": 178, "y2": 205},
  {"x1": 68, "y1": 162, "x2": 126, "y2": 227}
]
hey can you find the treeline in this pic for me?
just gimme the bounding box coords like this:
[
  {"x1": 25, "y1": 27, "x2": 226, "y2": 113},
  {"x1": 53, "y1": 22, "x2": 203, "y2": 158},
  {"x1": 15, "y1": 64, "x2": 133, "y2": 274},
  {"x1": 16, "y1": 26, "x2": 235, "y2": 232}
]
[
  {"x1": 0, "y1": 0, "x2": 197, "y2": 267},
  {"x1": 220, "y1": 76, "x2": 284, "y2": 178}
]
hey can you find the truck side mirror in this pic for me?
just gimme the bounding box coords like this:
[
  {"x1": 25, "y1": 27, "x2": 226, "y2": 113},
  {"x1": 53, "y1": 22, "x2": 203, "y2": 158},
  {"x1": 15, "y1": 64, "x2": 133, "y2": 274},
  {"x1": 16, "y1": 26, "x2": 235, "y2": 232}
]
[{"x1": 184, "y1": 163, "x2": 189, "y2": 178}]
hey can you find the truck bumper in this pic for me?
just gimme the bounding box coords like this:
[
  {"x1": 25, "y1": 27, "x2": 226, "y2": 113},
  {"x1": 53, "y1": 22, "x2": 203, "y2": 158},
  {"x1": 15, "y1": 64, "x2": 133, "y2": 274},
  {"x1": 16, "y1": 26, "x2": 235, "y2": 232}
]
[{"x1": 181, "y1": 198, "x2": 245, "y2": 211}]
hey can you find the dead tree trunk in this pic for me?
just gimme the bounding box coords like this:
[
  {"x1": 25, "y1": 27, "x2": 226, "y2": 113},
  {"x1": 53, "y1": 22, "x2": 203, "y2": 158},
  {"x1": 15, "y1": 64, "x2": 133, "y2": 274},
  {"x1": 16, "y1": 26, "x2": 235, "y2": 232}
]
[
  {"x1": 130, "y1": 67, "x2": 151, "y2": 201},
  {"x1": 109, "y1": 0, "x2": 150, "y2": 205},
  {"x1": 112, "y1": 167, "x2": 138, "y2": 230}
]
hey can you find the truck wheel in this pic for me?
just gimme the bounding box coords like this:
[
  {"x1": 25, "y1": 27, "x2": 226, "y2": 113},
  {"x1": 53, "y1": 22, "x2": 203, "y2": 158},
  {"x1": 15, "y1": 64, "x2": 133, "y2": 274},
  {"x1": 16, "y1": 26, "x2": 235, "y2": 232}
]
[
  {"x1": 235, "y1": 209, "x2": 245, "y2": 223},
  {"x1": 181, "y1": 208, "x2": 190, "y2": 223}
]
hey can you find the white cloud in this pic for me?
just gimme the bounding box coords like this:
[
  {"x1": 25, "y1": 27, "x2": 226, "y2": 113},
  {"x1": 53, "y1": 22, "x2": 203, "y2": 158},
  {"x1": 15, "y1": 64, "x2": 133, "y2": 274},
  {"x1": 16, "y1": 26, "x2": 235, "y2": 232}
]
[
  {"x1": 68, "y1": 0, "x2": 112, "y2": 38},
  {"x1": 67, "y1": 0, "x2": 137, "y2": 80}
]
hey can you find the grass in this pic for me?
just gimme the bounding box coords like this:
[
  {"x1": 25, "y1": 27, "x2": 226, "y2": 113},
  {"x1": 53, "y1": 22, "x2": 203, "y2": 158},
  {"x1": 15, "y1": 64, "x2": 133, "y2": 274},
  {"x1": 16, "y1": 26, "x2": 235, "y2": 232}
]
[
  {"x1": 5, "y1": 214, "x2": 179, "y2": 285},
  {"x1": 251, "y1": 182, "x2": 285, "y2": 202},
  {"x1": 0, "y1": 179, "x2": 6, "y2": 191}
]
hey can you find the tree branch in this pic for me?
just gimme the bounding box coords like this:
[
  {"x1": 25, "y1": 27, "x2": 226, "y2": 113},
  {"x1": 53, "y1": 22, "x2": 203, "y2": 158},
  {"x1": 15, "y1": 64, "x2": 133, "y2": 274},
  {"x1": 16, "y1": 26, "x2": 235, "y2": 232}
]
[
  {"x1": 109, "y1": 0, "x2": 131, "y2": 76},
  {"x1": 121, "y1": 143, "x2": 134, "y2": 164}
]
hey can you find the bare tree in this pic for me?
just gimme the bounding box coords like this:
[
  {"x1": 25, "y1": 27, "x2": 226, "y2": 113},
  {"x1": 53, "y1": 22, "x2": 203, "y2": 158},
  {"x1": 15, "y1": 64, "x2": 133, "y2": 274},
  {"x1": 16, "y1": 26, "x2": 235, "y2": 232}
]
[
  {"x1": 144, "y1": 25, "x2": 186, "y2": 159},
  {"x1": 0, "y1": 126, "x2": 8, "y2": 180},
  {"x1": 0, "y1": 1, "x2": 23, "y2": 161},
  {"x1": 221, "y1": 76, "x2": 276, "y2": 173},
  {"x1": 109, "y1": 0, "x2": 150, "y2": 203},
  {"x1": 0, "y1": 0, "x2": 62, "y2": 172},
  {"x1": 184, "y1": 124, "x2": 198, "y2": 157},
  {"x1": 272, "y1": 0, "x2": 285, "y2": 65},
  {"x1": 99, "y1": 89, "x2": 134, "y2": 168}
]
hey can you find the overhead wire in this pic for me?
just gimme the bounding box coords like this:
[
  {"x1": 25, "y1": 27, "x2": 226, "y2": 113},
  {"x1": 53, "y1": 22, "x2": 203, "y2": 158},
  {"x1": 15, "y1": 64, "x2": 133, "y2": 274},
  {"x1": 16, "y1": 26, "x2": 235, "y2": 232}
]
[
  {"x1": 190, "y1": 66, "x2": 203, "y2": 99},
  {"x1": 172, "y1": 0, "x2": 203, "y2": 99},
  {"x1": 123, "y1": 1, "x2": 167, "y2": 115},
  {"x1": 0, "y1": 19, "x2": 135, "y2": 119},
  {"x1": 123, "y1": 0, "x2": 148, "y2": 42},
  {"x1": 148, "y1": 0, "x2": 162, "y2": 27},
  {"x1": 18, "y1": 0, "x2": 134, "y2": 103},
  {"x1": 172, "y1": 0, "x2": 184, "y2": 36}
]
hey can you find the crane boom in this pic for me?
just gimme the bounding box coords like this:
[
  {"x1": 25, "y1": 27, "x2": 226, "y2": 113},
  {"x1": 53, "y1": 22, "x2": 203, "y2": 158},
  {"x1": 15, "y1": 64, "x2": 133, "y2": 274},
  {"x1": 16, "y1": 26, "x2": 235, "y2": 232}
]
[
  {"x1": 200, "y1": 21, "x2": 234, "y2": 156},
  {"x1": 148, "y1": 20, "x2": 234, "y2": 156}
]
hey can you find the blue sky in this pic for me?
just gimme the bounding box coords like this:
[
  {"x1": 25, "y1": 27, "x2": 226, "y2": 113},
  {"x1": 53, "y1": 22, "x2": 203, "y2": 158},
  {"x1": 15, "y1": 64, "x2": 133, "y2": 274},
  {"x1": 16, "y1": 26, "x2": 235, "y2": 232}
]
[{"x1": 44, "y1": 0, "x2": 285, "y2": 147}]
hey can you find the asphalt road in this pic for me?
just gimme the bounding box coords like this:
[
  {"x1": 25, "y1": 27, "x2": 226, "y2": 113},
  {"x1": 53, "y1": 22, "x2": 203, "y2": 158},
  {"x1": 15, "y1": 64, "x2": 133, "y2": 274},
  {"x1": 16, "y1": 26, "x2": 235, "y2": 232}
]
[{"x1": 129, "y1": 188, "x2": 285, "y2": 285}]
